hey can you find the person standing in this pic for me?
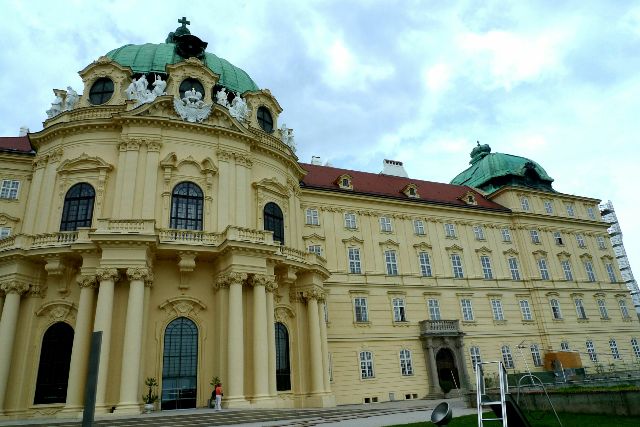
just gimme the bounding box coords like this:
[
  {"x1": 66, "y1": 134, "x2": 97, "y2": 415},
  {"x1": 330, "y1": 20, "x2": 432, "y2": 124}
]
[{"x1": 214, "y1": 382, "x2": 223, "y2": 410}]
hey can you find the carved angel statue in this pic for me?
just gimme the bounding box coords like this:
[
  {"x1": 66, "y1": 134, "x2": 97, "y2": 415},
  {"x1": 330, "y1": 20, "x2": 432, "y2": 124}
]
[
  {"x1": 152, "y1": 74, "x2": 167, "y2": 96},
  {"x1": 135, "y1": 75, "x2": 149, "y2": 93},
  {"x1": 279, "y1": 123, "x2": 296, "y2": 153},
  {"x1": 46, "y1": 95, "x2": 63, "y2": 118},
  {"x1": 126, "y1": 77, "x2": 138, "y2": 100},
  {"x1": 229, "y1": 93, "x2": 250, "y2": 122},
  {"x1": 63, "y1": 87, "x2": 79, "y2": 111},
  {"x1": 215, "y1": 87, "x2": 229, "y2": 107}
]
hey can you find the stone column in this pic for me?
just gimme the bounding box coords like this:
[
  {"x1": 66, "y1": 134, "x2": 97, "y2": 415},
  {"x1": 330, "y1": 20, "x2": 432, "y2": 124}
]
[
  {"x1": 93, "y1": 268, "x2": 119, "y2": 411},
  {"x1": 266, "y1": 281, "x2": 277, "y2": 398},
  {"x1": 0, "y1": 280, "x2": 29, "y2": 412},
  {"x1": 251, "y1": 275, "x2": 272, "y2": 402},
  {"x1": 454, "y1": 341, "x2": 470, "y2": 390},
  {"x1": 318, "y1": 299, "x2": 330, "y2": 392},
  {"x1": 116, "y1": 267, "x2": 149, "y2": 414},
  {"x1": 422, "y1": 341, "x2": 441, "y2": 396},
  {"x1": 219, "y1": 272, "x2": 247, "y2": 405},
  {"x1": 63, "y1": 275, "x2": 98, "y2": 414},
  {"x1": 305, "y1": 289, "x2": 324, "y2": 394}
]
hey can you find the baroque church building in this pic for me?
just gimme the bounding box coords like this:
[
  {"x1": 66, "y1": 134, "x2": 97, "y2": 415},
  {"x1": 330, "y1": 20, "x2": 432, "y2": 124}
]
[{"x1": 0, "y1": 20, "x2": 637, "y2": 419}]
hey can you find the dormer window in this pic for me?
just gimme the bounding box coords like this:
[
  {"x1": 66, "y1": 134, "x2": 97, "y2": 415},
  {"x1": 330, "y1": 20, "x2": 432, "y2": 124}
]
[
  {"x1": 337, "y1": 174, "x2": 353, "y2": 190},
  {"x1": 402, "y1": 184, "x2": 419, "y2": 199},
  {"x1": 458, "y1": 191, "x2": 478, "y2": 206}
]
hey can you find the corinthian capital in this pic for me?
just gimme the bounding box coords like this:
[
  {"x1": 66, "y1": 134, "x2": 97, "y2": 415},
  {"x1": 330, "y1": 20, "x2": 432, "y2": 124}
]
[
  {"x1": 77, "y1": 274, "x2": 98, "y2": 289},
  {"x1": 301, "y1": 287, "x2": 325, "y2": 302},
  {"x1": 144, "y1": 271, "x2": 154, "y2": 288},
  {"x1": 96, "y1": 268, "x2": 119, "y2": 282},
  {"x1": 1, "y1": 280, "x2": 30, "y2": 295},
  {"x1": 215, "y1": 271, "x2": 247, "y2": 289},
  {"x1": 127, "y1": 267, "x2": 150, "y2": 282},
  {"x1": 250, "y1": 274, "x2": 276, "y2": 289}
]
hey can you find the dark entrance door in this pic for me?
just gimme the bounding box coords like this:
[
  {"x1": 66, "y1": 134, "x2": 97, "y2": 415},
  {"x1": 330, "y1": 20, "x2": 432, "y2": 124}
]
[
  {"x1": 162, "y1": 317, "x2": 198, "y2": 410},
  {"x1": 275, "y1": 322, "x2": 291, "y2": 391},
  {"x1": 436, "y1": 348, "x2": 460, "y2": 392},
  {"x1": 34, "y1": 322, "x2": 74, "y2": 404}
]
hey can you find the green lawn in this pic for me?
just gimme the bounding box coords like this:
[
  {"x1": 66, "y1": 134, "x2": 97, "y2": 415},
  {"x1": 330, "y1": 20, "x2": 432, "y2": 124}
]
[{"x1": 386, "y1": 411, "x2": 640, "y2": 427}]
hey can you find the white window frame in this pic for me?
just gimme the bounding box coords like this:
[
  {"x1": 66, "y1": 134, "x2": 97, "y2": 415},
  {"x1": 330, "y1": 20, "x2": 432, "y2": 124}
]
[
  {"x1": 451, "y1": 254, "x2": 464, "y2": 278},
  {"x1": 544, "y1": 200, "x2": 554, "y2": 214},
  {"x1": 418, "y1": 252, "x2": 432, "y2": 277},
  {"x1": 609, "y1": 338, "x2": 621, "y2": 360},
  {"x1": 473, "y1": 225, "x2": 485, "y2": 240},
  {"x1": 501, "y1": 228, "x2": 511, "y2": 242},
  {"x1": 508, "y1": 257, "x2": 521, "y2": 280},
  {"x1": 359, "y1": 351, "x2": 374, "y2": 379},
  {"x1": 308, "y1": 244, "x2": 322, "y2": 256},
  {"x1": 445, "y1": 223, "x2": 457, "y2": 238},
  {"x1": 553, "y1": 232, "x2": 564, "y2": 245},
  {"x1": 470, "y1": 346, "x2": 482, "y2": 371},
  {"x1": 428, "y1": 299, "x2": 441, "y2": 320},
  {"x1": 619, "y1": 299, "x2": 630, "y2": 319},
  {"x1": 538, "y1": 258, "x2": 550, "y2": 280},
  {"x1": 587, "y1": 207, "x2": 596, "y2": 220},
  {"x1": 379, "y1": 216, "x2": 392, "y2": 232},
  {"x1": 519, "y1": 299, "x2": 533, "y2": 321},
  {"x1": 0, "y1": 227, "x2": 11, "y2": 238},
  {"x1": 586, "y1": 340, "x2": 598, "y2": 362},
  {"x1": 501, "y1": 345, "x2": 514, "y2": 368},
  {"x1": 597, "y1": 299, "x2": 609, "y2": 319},
  {"x1": 576, "y1": 234, "x2": 586, "y2": 248},
  {"x1": 597, "y1": 236, "x2": 606, "y2": 249},
  {"x1": 0, "y1": 179, "x2": 20, "y2": 200},
  {"x1": 305, "y1": 208, "x2": 319, "y2": 225},
  {"x1": 561, "y1": 260, "x2": 573, "y2": 281},
  {"x1": 399, "y1": 349, "x2": 414, "y2": 376},
  {"x1": 344, "y1": 212, "x2": 357, "y2": 229},
  {"x1": 384, "y1": 250, "x2": 398, "y2": 276},
  {"x1": 480, "y1": 255, "x2": 493, "y2": 279},
  {"x1": 348, "y1": 247, "x2": 362, "y2": 274},
  {"x1": 606, "y1": 263, "x2": 616, "y2": 283},
  {"x1": 354, "y1": 297, "x2": 368, "y2": 322},
  {"x1": 550, "y1": 299, "x2": 562, "y2": 320},
  {"x1": 530, "y1": 344, "x2": 543, "y2": 367},
  {"x1": 565, "y1": 203, "x2": 575, "y2": 217},
  {"x1": 491, "y1": 299, "x2": 504, "y2": 321},
  {"x1": 560, "y1": 341, "x2": 570, "y2": 351},
  {"x1": 460, "y1": 299, "x2": 474, "y2": 321},
  {"x1": 520, "y1": 196, "x2": 530, "y2": 211},
  {"x1": 631, "y1": 338, "x2": 640, "y2": 359},
  {"x1": 574, "y1": 298, "x2": 587, "y2": 320},
  {"x1": 584, "y1": 261, "x2": 596, "y2": 282},
  {"x1": 414, "y1": 219, "x2": 425, "y2": 235},
  {"x1": 530, "y1": 229, "x2": 540, "y2": 244},
  {"x1": 392, "y1": 298, "x2": 407, "y2": 322}
]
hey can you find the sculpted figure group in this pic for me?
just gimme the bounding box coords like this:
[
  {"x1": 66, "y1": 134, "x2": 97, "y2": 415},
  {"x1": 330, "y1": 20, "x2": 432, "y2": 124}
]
[
  {"x1": 46, "y1": 86, "x2": 80, "y2": 119},
  {"x1": 126, "y1": 74, "x2": 167, "y2": 105}
]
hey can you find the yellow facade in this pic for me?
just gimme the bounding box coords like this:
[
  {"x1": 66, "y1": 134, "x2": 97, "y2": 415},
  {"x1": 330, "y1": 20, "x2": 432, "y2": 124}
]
[{"x1": 0, "y1": 26, "x2": 637, "y2": 421}]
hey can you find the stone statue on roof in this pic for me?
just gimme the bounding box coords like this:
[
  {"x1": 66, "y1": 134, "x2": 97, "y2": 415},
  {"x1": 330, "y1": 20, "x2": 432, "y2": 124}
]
[
  {"x1": 152, "y1": 75, "x2": 167, "y2": 96},
  {"x1": 173, "y1": 87, "x2": 212, "y2": 123},
  {"x1": 229, "y1": 93, "x2": 250, "y2": 123},
  {"x1": 280, "y1": 123, "x2": 296, "y2": 153},
  {"x1": 216, "y1": 88, "x2": 229, "y2": 108},
  {"x1": 46, "y1": 95, "x2": 63, "y2": 119},
  {"x1": 63, "y1": 87, "x2": 79, "y2": 111}
]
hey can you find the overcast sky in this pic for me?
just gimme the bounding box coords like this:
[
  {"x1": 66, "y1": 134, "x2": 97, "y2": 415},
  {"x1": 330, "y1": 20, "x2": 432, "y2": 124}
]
[{"x1": 1, "y1": 0, "x2": 639, "y2": 281}]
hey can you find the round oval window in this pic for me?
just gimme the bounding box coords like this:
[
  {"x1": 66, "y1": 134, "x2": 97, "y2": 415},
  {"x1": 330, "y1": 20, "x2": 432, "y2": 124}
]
[
  {"x1": 89, "y1": 78, "x2": 114, "y2": 105},
  {"x1": 179, "y1": 78, "x2": 205, "y2": 99},
  {"x1": 257, "y1": 106, "x2": 273, "y2": 133}
]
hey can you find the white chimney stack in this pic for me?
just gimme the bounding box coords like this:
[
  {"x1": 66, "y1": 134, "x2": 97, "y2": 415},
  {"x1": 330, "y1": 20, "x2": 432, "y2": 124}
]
[
  {"x1": 311, "y1": 155, "x2": 322, "y2": 165},
  {"x1": 380, "y1": 159, "x2": 408, "y2": 177},
  {"x1": 19, "y1": 126, "x2": 29, "y2": 136}
]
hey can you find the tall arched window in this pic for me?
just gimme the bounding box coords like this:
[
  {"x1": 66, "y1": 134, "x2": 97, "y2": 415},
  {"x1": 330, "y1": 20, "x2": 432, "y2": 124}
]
[
  {"x1": 170, "y1": 182, "x2": 203, "y2": 230},
  {"x1": 60, "y1": 183, "x2": 95, "y2": 231},
  {"x1": 275, "y1": 322, "x2": 291, "y2": 391},
  {"x1": 264, "y1": 202, "x2": 284, "y2": 244},
  {"x1": 162, "y1": 317, "x2": 198, "y2": 410},
  {"x1": 34, "y1": 322, "x2": 74, "y2": 404}
]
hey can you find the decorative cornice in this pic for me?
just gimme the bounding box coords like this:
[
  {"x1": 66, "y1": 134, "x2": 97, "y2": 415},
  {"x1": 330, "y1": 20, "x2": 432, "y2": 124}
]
[{"x1": 96, "y1": 268, "x2": 119, "y2": 282}]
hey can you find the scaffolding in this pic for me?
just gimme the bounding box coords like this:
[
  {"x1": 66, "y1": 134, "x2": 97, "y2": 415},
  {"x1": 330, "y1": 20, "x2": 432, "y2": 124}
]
[{"x1": 599, "y1": 200, "x2": 640, "y2": 314}]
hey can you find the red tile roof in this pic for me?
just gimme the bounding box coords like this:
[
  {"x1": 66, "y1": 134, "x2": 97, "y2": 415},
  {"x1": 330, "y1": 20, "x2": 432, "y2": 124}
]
[
  {"x1": 0, "y1": 136, "x2": 33, "y2": 154},
  {"x1": 299, "y1": 162, "x2": 508, "y2": 211}
]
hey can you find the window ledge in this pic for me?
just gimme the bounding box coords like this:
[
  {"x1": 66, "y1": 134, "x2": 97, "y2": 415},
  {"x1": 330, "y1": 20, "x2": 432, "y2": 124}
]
[
  {"x1": 345, "y1": 227, "x2": 359, "y2": 231},
  {"x1": 521, "y1": 319, "x2": 535, "y2": 324},
  {"x1": 552, "y1": 318, "x2": 564, "y2": 322},
  {"x1": 493, "y1": 320, "x2": 507, "y2": 325},
  {"x1": 392, "y1": 321, "x2": 410, "y2": 327},
  {"x1": 305, "y1": 223, "x2": 320, "y2": 228},
  {"x1": 600, "y1": 317, "x2": 611, "y2": 321},
  {"x1": 623, "y1": 317, "x2": 634, "y2": 322},
  {"x1": 461, "y1": 320, "x2": 477, "y2": 326},
  {"x1": 353, "y1": 321, "x2": 371, "y2": 327},
  {"x1": 577, "y1": 318, "x2": 589, "y2": 323},
  {"x1": 445, "y1": 236, "x2": 458, "y2": 239}
]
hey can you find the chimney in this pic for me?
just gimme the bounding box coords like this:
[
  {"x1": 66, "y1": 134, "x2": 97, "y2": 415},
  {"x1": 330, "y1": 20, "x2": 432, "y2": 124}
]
[
  {"x1": 380, "y1": 159, "x2": 408, "y2": 177},
  {"x1": 311, "y1": 155, "x2": 322, "y2": 165},
  {"x1": 19, "y1": 126, "x2": 29, "y2": 136}
]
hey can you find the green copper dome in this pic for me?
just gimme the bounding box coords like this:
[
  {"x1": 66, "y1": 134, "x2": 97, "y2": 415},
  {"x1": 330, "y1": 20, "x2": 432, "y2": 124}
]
[
  {"x1": 105, "y1": 43, "x2": 259, "y2": 94},
  {"x1": 451, "y1": 143, "x2": 554, "y2": 194}
]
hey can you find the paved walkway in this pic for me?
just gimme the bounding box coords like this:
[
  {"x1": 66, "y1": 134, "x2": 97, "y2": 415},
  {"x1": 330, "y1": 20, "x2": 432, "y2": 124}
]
[{"x1": 0, "y1": 398, "x2": 476, "y2": 427}]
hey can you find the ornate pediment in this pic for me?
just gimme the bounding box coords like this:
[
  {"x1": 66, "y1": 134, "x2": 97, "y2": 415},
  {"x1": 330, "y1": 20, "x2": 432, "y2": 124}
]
[
  {"x1": 413, "y1": 242, "x2": 432, "y2": 251},
  {"x1": 379, "y1": 239, "x2": 400, "y2": 247},
  {"x1": 342, "y1": 236, "x2": 364, "y2": 245},
  {"x1": 57, "y1": 153, "x2": 113, "y2": 174},
  {"x1": 303, "y1": 233, "x2": 325, "y2": 241},
  {"x1": 0, "y1": 213, "x2": 20, "y2": 225},
  {"x1": 445, "y1": 244, "x2": 464, "y2": 252},
  {"x1": 532, "y1": 249, "x2": 547, "y2": 256},
  {"x1": 159, "y1": 296, "x2": 207, "y2": 317},
  {"x1": 253, "y1": 178, "x2": 289, "y2": 198},
  {"x1": 503, "y1": 248, "x2": 519, "y2": 256},
  {"x1": 36, "y1": 300, "x2": 77, "y2": 323},
  {"x1": 475, "y1": 246, "x2": 492, "y2": 254}
]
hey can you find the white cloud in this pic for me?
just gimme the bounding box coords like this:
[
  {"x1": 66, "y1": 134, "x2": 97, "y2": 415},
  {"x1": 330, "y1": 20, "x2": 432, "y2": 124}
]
[{"x1": 424, "y1": 63, "x2": 451, "y2": 92}]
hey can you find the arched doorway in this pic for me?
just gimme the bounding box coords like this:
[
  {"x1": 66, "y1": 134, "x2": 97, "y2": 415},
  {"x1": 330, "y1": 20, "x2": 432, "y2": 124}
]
[
  {"x1": 436, "y1": 348, "x2": 460, "y2": 392},
  {"x1": 162, "y1": 317, "x2": 198, "y2": 410},
  {"x1": 275, "y1": 322, "x2": 291, "y2": 391},
  {"x1": 34, "y1": 322, "x2": 74, "y2": 404}
]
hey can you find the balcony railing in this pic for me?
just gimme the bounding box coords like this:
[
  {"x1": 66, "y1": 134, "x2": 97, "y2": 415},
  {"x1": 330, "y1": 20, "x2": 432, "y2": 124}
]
[
  {"x1": 159, "y1": 229, "x2": 219, "y2": 245},
  {"x1": 31, "y1": 232, "x2": 78, "y2": 247},
  {"x1": 419, "y1": 319, "x2": 462, "y2": 336},
  {"x1": 95, "y1": 219, "x2": 155, "y2": 233}
]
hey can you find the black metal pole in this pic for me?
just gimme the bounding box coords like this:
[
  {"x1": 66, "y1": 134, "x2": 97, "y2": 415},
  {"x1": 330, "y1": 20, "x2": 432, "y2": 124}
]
[{"x1": 82, "y1": 331, "x2": 102, "y2": 427}]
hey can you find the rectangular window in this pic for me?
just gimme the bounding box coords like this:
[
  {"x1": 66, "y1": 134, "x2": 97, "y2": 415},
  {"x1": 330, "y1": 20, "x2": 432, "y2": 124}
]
[
  {"x1": 561, "y1": 341, "x2": 570, "y2": 351},
  {"x1": 460, "y1": 299, "x2": 474, "y2": 321},
  {"x1": 359, "y1": 351, "x2": 374, "y2": 379},
  {"x1": 538, "y1": 258, "x2": 550, "y2": 280},
  {"x1": 491, "y1": 299, "x2": 504, "y2": 321},
  {"x1": 393, "y1": 298, "x2": 407, "y2": 322},
  {"x1": 305, "y1": 208, "x2": 319, "y2": 225},
  {"x1": 521, "y1": 196, "x2": 530, "y2": 211},
  {"x1": 519, "y1": 299, "x2": 533, "y2": 321},
  {"x1": 344, "y1": 212, "x2": 357, "y2": 229},
  {"x1": 597, "y1": 299, "x2": 609, "y2": 319},
  {"x1": 618, "y1": 299, "x2": 630, "y2": 319},
  {"x1": 379, "y1": 216, "x2": 392, "y2": 232},
  {"x1": 576, "y1": 234, "x2": 586, "y2": 248},
  {"x1": 428, "y1": 299, "x2": 441, "y2": 320},
  {"x1": 587, "y1": 207, "x2": 596, "y2": 220},
  {"x1": 606, "y1": 263, "x2": 616, "y2": 283},
  {"x1": 418, "y1": 252, "x2": 432, "y2": 277},
  {"x1": 586, "y1": 340, "x2": 598, "y2": 362},
  {"x1": 554, "y1": 232, "x2": 564, "y2": 245},
  {"x1": 385, "y1": 250, "x2": 398, "y2": 275},
  {"x1": 0, "y1": 180, "x2": 20, "y2": 199},
  {"x1": 470, "y1": 346, "x2": 482, "y2": 371},
  {"x1": 473, "y1": 225, "x2": 485, "y2": 240},
  {"x1": 308, "y1": 245, "x2": 322, "y2": 256},
  {"x1": 399, "y1": 349, "x2": 414, "y2": 376},
  {"x1": 565, "y1": 203, "x2": 575, "y2": 217},
  {"x1": 508, "y1": 257, "x2": 521, "y2": 280},
  {"x1": 550, "y1": 299, "x2": 562, "y2": 320},
  {"x1": 451, "y1": 254, "x2": 464, "y2": 278},
  {"x1": 609, "y1": 339, "x2": 621, "y2": 360},
  {"x1": 480, "y1": 255, "x2": 493, "y2": 279},
  {"x1": 530, "y1": 230, "x2": 540, "y2": 244},
  {"x1": 597, "y1": 236, "x2": 606, "y2": 250},
  {"x1": 631, "y1": 338, "x2": 640, "y2": 359},
  {"x1": 414, "y1": 219, "x2": 425, "y2": 235},
  {"x1": 501, "y1": 345, "x2": 514, "y2": 368},
  {"x1": 561, "y1": 260, "x2": 573, "y2": 281},
  {"x1": 544, "y1": 200, "x2": 554, "y2": 214},
  {"x1": 445, "y1": 223, "x2": 457, "y2": 238},
  {"x1": 0, "y1": 227, "x2": 11, "y2": 238},
  {"x1": 574, "y1": 298, "x2": 587, "y2": 319},
  {"x1": 584, "y1": 261, "x2": 596, "y2": 282},
  {"x1": 348, "y1": 248, "x2": 362, "y2": 274},
  {"x1": 530, "y1": 344, "x2": 543, "y2": 367},
  {"x1": 354, "y1": 297, "x2": 368, "y2": 322},
  {"x1": 501, "y1": 228, "x2": 511, "y2": 242}
]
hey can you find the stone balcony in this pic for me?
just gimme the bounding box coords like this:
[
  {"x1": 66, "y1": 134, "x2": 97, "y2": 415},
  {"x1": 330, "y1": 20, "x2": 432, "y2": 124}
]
[{"x1": 419, "y1": 319, "x2": 463, "y2": 336}]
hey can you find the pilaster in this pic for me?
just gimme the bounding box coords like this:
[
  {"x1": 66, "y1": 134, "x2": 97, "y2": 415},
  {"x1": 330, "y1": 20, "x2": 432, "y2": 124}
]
[{"x1": 93, "y1": 267, "x2": 119, "y2": 412}]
